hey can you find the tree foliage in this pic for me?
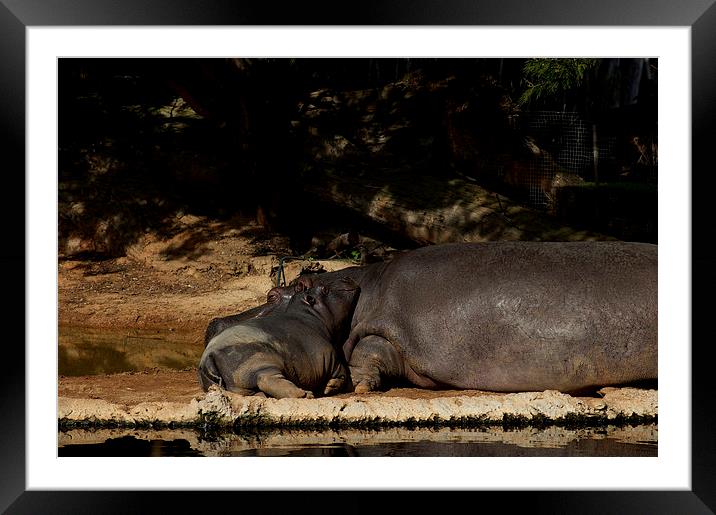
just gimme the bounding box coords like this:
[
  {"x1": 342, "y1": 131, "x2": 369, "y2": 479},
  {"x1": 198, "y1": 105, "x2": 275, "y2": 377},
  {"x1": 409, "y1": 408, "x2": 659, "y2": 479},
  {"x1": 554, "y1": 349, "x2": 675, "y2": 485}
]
[{"x1": 518, "y1": 58, "x2": 599, "y2": 107}]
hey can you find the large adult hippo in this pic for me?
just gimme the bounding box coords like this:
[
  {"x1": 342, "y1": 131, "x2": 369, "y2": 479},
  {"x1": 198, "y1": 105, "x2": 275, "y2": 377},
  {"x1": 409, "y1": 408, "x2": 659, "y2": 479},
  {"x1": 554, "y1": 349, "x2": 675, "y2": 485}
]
[
  {"x1": 198, "y1": 278, "x2": 359, "y2": 398},
  {"x1": 292, "y1": 241, "x2": 657, "y2": 394}
]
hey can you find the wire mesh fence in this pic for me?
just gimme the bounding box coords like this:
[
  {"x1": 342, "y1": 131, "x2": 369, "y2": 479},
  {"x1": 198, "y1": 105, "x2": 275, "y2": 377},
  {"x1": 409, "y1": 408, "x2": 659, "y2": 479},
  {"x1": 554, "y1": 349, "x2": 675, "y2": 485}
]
[
  {"x1": 505, "y1": 110, "x2": 618, "y2": 210},
  {"x1": 526, "y1": 111, "x2": 617, "y2": 174},
  {"x1": 489, "y1": 109, "x2": 657, "y2": 242}
]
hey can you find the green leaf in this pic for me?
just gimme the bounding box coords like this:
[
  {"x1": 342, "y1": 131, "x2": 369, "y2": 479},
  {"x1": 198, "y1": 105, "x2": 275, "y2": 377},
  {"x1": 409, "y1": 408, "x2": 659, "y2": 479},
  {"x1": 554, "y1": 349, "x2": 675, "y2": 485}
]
[{"x1": 518, "y1": 58, "x2": 598, "y2": 107}]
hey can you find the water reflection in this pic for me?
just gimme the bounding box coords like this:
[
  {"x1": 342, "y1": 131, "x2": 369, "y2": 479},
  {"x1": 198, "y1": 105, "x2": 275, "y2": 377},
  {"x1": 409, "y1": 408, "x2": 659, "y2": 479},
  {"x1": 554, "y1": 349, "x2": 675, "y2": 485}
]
[
  {"x1": 58, "y1": 424, "x2": 657, "y2": 457},
  {"x1": 59, "y1": 326, "x2": 203, "y2": 376}
]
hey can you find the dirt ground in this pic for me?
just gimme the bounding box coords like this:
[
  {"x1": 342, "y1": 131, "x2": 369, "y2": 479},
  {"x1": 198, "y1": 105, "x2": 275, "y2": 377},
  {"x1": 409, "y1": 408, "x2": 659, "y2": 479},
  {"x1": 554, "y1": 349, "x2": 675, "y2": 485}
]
[{"x1": 58, "y1": 368, "x2": 506, "y2": 407}]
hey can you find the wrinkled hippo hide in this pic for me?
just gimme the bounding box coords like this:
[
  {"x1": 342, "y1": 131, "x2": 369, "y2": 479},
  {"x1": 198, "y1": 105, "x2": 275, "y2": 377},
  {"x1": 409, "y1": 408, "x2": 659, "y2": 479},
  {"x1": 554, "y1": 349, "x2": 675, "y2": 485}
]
[{"x1": 295, "y1": 241, "x2": 657, "y2": 394}]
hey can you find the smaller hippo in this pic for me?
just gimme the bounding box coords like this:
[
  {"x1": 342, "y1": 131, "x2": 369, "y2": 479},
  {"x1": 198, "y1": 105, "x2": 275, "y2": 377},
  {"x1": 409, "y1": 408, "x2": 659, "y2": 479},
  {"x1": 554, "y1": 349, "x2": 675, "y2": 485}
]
[
  {"x1": 198, "y1": 278, "x2": 359, "y2": 398},
  {"x1": 203, "y1": 284, "x2": 305, "y2": 347}
]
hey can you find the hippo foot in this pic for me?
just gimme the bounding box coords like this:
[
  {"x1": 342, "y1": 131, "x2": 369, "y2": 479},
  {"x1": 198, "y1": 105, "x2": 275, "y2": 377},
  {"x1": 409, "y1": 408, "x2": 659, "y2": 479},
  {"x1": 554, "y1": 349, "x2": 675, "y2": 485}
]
[
  {"x1": 256, "y1": 372, "x2": 316, "y2": 399},
  {"x1": 348, "y1": 335, "x2": 402, "y2": 394},
  {"x1": 353, "y1": 380, "x2": 378, "y2": 394},
  {"x1": 323, "y1": 378, "x2": 345, "y2": 396}
]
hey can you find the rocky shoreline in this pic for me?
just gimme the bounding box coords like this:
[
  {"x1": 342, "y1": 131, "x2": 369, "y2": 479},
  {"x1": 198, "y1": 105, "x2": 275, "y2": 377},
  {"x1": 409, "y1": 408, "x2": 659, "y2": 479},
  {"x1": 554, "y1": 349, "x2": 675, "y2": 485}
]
[{"x1": 58, "y1": 371, "x2": 657, "y2": 430}]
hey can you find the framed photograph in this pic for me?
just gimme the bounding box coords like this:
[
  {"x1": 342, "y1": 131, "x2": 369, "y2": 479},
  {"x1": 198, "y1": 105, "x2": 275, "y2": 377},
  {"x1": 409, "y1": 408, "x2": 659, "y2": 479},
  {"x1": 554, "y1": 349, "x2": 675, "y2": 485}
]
[{"x1": 5, "y1": 0, "x2": 713, "y2": 512}]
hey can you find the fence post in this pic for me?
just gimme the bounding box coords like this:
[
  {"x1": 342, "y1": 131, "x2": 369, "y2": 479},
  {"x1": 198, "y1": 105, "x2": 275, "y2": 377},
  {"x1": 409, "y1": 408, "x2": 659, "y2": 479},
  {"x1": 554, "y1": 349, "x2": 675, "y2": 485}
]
[{"x1": 592, "y1": 123, "x2": 599, "y2": 185}]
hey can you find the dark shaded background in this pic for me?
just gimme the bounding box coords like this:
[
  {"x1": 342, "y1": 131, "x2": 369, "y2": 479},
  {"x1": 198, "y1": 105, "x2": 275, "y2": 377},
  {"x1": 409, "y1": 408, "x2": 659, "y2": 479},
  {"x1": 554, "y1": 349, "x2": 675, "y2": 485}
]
[{"x1": 58, "y1": 57, "x2": 658, "y2": 263}]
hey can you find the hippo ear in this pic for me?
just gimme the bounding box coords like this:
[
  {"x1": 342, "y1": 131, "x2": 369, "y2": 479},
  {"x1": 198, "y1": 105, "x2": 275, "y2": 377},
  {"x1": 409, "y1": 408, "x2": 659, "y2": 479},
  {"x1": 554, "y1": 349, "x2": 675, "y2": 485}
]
[{"x1": 266, "y1": 287, "x2": 281, "y2": 303}]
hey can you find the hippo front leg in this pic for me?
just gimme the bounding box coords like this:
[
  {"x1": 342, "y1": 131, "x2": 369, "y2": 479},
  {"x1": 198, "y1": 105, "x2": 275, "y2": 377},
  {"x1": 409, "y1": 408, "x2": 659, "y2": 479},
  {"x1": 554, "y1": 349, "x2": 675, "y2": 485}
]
[
  {"x1": 348, "y1": 335, "x2": 405, "y2": 393},
  {"x1": 256, "y1": 369, "x2": 315, "y2": 399}
]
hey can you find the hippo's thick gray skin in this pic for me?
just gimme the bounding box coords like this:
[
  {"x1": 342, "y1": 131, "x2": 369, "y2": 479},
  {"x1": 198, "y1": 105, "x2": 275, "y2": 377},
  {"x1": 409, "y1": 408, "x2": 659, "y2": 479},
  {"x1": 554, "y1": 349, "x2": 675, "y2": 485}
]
[
  {"x1": 296, "y1": 241, "x2": 657, "y2": 394},
  {"x1": 203, "y1": 284, "x2": 304, "y2": 347},
  {"x1": 198, "y1": 279, "x2": 359, "y2": 398}
]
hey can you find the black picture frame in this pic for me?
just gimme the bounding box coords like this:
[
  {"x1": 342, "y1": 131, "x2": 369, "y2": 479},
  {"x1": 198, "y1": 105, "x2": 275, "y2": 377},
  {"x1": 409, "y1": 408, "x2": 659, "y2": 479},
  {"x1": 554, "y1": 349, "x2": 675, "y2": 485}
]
[{"x1": 3, "y1": 1, "x2": 714, "y2": 513}]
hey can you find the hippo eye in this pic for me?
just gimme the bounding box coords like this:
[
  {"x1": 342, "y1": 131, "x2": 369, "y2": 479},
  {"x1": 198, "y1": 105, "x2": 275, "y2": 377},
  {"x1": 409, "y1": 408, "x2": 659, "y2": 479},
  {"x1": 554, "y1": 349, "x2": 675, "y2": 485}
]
[{"x1": 267, "y1": 290, "x2": 280, "y2": 303}]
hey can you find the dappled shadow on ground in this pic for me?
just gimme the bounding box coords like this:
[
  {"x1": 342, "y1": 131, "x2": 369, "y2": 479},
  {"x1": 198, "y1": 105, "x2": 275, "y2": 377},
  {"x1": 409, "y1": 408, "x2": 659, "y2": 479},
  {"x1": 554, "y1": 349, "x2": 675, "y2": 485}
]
[
  {"x1": 59, "y1": 59, "x2": 656, "y2": 263},
  {"x1": 303, "y1": 165, "x2": 614, "y2": 244},
  {"x1": 59, "y1": 59, "x2": 275, "y2": 260},
  {"x1": 58, "y1": 128, "x2": 295, "y2": 261},
  {"x1": 154, "y1": 215, "x2": 297, "y2": 263},
  {"x1": 292, "y1": 73, "x2": 655, "y2": 244},
  {"x1": 158, "y1": 219, "x2": 254, "y2": 261}
]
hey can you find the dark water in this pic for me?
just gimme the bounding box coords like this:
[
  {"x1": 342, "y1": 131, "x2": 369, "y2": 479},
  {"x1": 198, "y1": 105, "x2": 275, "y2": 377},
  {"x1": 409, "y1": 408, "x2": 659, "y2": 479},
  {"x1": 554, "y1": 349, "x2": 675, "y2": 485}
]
[
  {"x1": 58, "y1": 425, "x2": 657, "y2": 457},
  {"x1": 59, "y1": 326, "x2": 203, "y2": 376},
  {"x1": 59, "y1": 435, "x2": 204, "y2": 457}
]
